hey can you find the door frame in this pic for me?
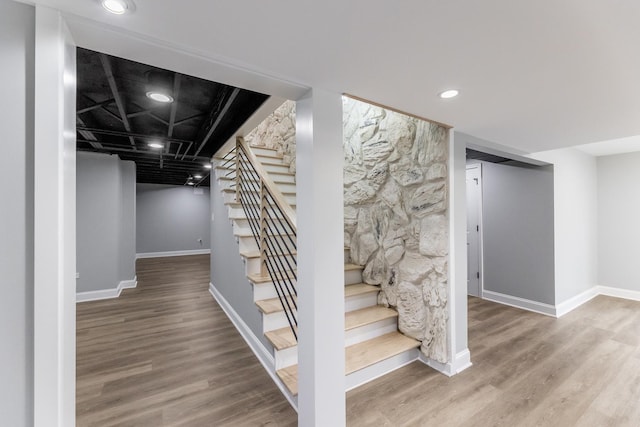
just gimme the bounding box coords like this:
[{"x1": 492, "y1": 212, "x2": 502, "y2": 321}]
[{"x1": 465, "y1": 163, "x2": 484, "y2": 298}]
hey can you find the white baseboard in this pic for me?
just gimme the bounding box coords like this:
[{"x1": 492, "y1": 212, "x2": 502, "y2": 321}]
[
  {"x1": 419, "y1": 348, "x2": 472, "y2": 377},
  {"x1": 136, "y1": 249, "x2": 211, "y2": 259},
  {"x1": 597, "y1": 285, "x2": 640, "y2": 302},
  {"x1": 482, "y1": 290, "x2": 556, "y2": 317},
  {"x1": 486, "y1": 285, "x2": 640, "y2": 319},
  {"x1": 555, "y1": 287, "x2": 599, "y2": 317},
  {"x1": 208, "y1": 282, "x2": 298, "y2": 412},
  {"x1": 76, "y1": 276, "x2": 138, "y2": 303}
]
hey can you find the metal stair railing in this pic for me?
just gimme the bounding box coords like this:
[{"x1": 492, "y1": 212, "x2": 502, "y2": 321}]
[{"x1": 221, "y1": 137, "x2": 298, "y2": 341}]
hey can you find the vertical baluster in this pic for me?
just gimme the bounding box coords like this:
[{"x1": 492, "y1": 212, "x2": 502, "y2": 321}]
[
  {"x1": 259, "y1": 179, "x2": 268, "y2": 276},
  {"x1": 235, "y1": 138, "x2": 241, "y2": 204}
]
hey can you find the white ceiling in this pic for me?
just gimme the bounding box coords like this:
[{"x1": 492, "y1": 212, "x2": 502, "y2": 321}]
[{"x1": 29, "y1": 0, "x2": 640, "y2": 154}]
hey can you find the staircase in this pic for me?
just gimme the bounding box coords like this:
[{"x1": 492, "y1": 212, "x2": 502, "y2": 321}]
[{"x1": 214, "y1": 138, "x2": 420, "y2": 398}]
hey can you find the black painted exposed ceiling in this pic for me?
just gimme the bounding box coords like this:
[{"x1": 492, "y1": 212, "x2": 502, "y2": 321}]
[{"x1": 76, "y1": 48, "x2": 269, "y2": 186}]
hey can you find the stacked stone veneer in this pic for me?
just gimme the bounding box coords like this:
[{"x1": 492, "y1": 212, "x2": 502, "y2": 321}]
[
  {"x1": 245, "y1": 100, "x2": 297, "y2": 175},
  {"x1": 245, "y1": 98, "x2": 450, "y2": 363},
  {"x1": 343, "y1": 97, "x2": 450, "y2": 363}
]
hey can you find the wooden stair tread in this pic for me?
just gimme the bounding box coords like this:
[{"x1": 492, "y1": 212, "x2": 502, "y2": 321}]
[
  {"x1": 344, "y1": 263, "x2": 364, "y2": 271},
  {"x1": 240, "y1": 249, "x2": 297, "y2": 259},
  {"x1": 276, "y1": 365, "x2": 298, "y2": 396},
  {"x1": 256, "y1": 295, "x2": 297, "y2": 314},
  {"x1": 248, "y1": 270, "x2": 296, "y2": 284},
  {"x1": 265, "y1": 305, "x2": 396, "y2": 350},
  {"x1": 256, "y1": 284, "x2": 377, "y2": 315},
  {"x1": 247, "y1": 262, "x2": 362, "y2": 284},
  {"x1": 218, "y1": 175, "x2": 294, "y2": 185},
  {"x1": 276, "y1": 332, "x2": 420, "y2": 396},
  {"x1": 234, "y1": 229, "x2": 295, "y2": 238},
  {"x1": 265, "y1": 326, "x2": 297, "y2": 350},
  {"x1": 344, "y1": 283, "x2": 380, "y2": 298},
  {"x1": 345, "y1": 306, "x2": 397, "y2": 330},
  {"x1": 345, "y1": 332, "x2": 420, "y2": 375},
  {"x1": 226, "y1": 201, "x2": 297, "y2": 208},
  {"x1": 222, "y1": 187, "x2": 296, "y2": 196}
]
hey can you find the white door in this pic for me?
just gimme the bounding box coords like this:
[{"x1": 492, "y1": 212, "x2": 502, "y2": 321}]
[{"x1": 466, "y1": 165, "x2": 482, "y2": 297}]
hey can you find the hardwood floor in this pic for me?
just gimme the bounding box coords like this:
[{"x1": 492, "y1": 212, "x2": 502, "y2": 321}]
[
  {"x1": 346, "y1": 295, "x2": 640, "y2": 426},
  {"x1": 78, "y1": 256, "x2": 640, "y2": 426},
  {"x1": 76, "y1": 255, "x2": 297, "y2": 426}
]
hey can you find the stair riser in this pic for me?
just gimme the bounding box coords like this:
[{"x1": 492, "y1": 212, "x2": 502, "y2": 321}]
[
  {"x1": 233, "y1": 219, "x2": 292, "y2": 235},
  {"x1": 244, "y1": 254, "x2": 297, "y2": 275},
  {"x1": 345, "y1": 317, "x2": 398, "y2": 347},
  {"x1": 345, "y1": 269, "x2": 363, "y2": 285},
  {"x1": 237, "y1": 235, "x2": 259, "y2": 253},
  {"x1": 220, "y1": 179, "x2": 297, "y2": 196},
  {"x1": 252, "y1": 281, "x2": 294, "y2": 302},
  {"x1": 251, "y1": 147, "x2": 280, "y2": 157},
  {"x1": 262, "y1": 163, "x2": 291, "y2": 174},
  {"x1": 215, "y1": 167, "x2": 234, "y2": 180},
  {"x1": 345, "y1": 348, "x2": 419, "y2": 392},
  {"x1": 274, "y1": 346, "x2": 298, "y2": 370},
  {"x1": 263, "y1": 310, "x2": 296, "y2": 334},
  {"x1": 344, "y1": 292, "x2": 378, "y2": 313},
  {"x1": 224, "y1": 191, "x2": 296, "y2": 205},
  {"x1": 261, "y1": 291, "x2": 377, "y2": 332}
]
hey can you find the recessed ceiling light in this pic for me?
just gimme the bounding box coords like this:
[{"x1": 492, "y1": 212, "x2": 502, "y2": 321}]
[
  {"x1": 146, "y1": 91, "x2": 174, "y2": 103},
  {"x1": 102, "y1": 0, "x2": 130, "y2": 15},
  {"x1": 204, "y1": 164, "x2": 212, "y2": 169},
  {"x1": 439, "y1": 89, "x2": 459, "y2": 99},
  {"x1": 187, "y1": 182, "x2": 195, "y2": 186},
  {"x1": 148, "y1": 142, "x2": 163, "y2": 149},
  {"x1": 193, "y1": 174, "x2": 203, "y2": 179}
]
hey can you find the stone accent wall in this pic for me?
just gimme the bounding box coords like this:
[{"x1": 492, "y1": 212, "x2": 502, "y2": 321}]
[
  {"x1": 343, "y1": 97, "x2": 450, "y2": 363},
  {"x1": 245, "y1": 100, "x2": 297, "y2": 175}
]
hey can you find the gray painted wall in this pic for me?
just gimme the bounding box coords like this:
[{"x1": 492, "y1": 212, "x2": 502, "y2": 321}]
[
  {"x1": 478, "y1": 161, "x2": 556, "y2": 305},
  {"x1": 210, "y1": 176, "x2": 270, "y2": 349},
  {"x1": 0, "y1": 2, "x2": 35, "y2": 425},
  {"x1": 598, "y1": 152, "x2": 640, "y2": 291},
  {"x1": 77, "y1": 152, "x2": 136, "y2": 293},
  {"x1": 136, "y1": 184, "x2": 211, "y2": 254}
]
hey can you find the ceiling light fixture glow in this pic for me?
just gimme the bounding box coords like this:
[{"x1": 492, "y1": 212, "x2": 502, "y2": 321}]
[
  {"x1": 439, "y1": 89, "x2": 459, "y2": 99},
  {"x1": 187, "y1": 182, "x2": 195, "y2": 186},
  {"x1": 204, "y1": 164, "x2": 212, "y2": 169},
  {"x1": 148, "y1": 142, "x2": 163, "y2": 149},
  {"x1": 102, "y1": 0, "x2": 128, "y2": 15},
  {"x1": 193, "y1": 174, "x2": 203, "y2": 179},
  {"x1": 146, "y1": 91, "x2": 174, "y2": 103}
]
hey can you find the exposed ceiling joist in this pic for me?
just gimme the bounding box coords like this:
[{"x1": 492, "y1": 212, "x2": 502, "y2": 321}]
[
  {"x1": 193, "y1": 87, "x2": 240, "y2": 157},
  {"x1": 99, "y1": 53, "x2": 136, "y2": 148}
]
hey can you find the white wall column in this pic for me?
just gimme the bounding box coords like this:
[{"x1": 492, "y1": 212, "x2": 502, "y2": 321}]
[
  {"x1": 34, "y1": 6, "x2": 76, "y2": 426},
  {"x1": 296, "y1": 89, "x2": 345, "y2": 426},
  {"x1": 448, "y1": 131, "x2": 471, "y2": 373}
]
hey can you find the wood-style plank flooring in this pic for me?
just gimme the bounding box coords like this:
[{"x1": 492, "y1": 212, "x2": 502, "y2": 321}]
[
  {"x1": 76, "y1": 255, "x2": 297, "y2": 426},
  {"x1": 78, "y1": 255, "x2": 640, "y2": 426},
  {"x1": 346, "y1": 295, "x2": 640, "y2": 426}
]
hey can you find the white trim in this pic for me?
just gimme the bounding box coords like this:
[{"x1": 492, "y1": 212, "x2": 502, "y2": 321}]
[
  {"x1": 597, "y1": 286, "x2": 640, "y2": 302},
  {"x1": 484, "y1": 285, "x2": 640, "y2": 319},
  {"x1": 482, "y1": 290, "x2": 556, "y2": 317},
  {"x1": 136, "y1": 249, "x2": 211, "y2": 259},
  {"x1": 208, "y1": 282, "x2": 298, "y2": 411},
  {"x1": 76, "y1": 277, "x2": 138, "y2": 303},
  {"x1": 465, "y1": 163, "x2": 484, "y2": 298},
  {"x1": 419, "y1": 349, "x2": 472, "y2": 377},
  {"x1": 555, "y1": 287, "x2": 599, "y2": 317}
]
